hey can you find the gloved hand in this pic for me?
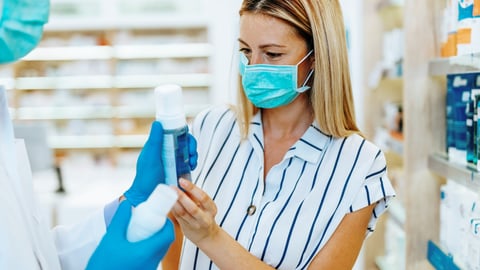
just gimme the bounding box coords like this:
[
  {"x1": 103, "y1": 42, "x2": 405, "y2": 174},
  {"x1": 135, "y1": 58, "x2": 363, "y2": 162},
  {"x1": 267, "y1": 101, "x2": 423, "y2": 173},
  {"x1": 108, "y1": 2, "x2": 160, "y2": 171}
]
[
  {"x1": 86, "y1": 200, "x2": 174, "y2": 270},
  {"x1": 124, "y1": 121, "x2": 198, "y2": 206}
]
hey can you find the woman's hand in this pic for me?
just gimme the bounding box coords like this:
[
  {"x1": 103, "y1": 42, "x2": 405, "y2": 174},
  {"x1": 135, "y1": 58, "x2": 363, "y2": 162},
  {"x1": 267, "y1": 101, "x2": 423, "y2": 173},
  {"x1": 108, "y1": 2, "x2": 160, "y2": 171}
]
[{"x1": 171, "y1": 178, "x2": 219, "y2": 246}]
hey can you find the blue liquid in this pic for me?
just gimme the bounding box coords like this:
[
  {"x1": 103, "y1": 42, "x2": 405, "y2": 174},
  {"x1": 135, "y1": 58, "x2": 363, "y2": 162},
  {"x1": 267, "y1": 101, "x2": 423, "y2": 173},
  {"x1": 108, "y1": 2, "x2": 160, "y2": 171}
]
[{"x1": 162, "y1": 125, "x2": 191, "y2": 186}]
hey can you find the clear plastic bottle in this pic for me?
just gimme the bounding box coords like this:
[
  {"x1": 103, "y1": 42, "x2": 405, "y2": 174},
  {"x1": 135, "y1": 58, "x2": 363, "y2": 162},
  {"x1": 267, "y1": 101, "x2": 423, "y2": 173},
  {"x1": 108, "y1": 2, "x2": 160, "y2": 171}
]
[
  {"x1": 127, "y1": 184, "x2": 178, "y2": 242},
  {"x1": 155, "y1": 84, "x2": 192, "y2": 186}
]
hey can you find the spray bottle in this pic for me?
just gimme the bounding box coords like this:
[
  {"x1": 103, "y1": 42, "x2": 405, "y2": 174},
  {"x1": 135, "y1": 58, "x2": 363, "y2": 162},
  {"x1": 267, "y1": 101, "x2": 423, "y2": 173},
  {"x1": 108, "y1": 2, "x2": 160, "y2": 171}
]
[
  {"x1": 126, "y1": 184, "x2": 178, "y2": 242},
  {"x1": 154, "y1": 84, "x2": 192, "y2": 186}
]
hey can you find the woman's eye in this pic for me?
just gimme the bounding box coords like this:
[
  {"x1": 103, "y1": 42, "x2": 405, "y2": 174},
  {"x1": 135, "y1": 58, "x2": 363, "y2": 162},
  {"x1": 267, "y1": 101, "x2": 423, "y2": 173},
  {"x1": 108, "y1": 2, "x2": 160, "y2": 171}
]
[
  {"x1": 239, "y1": 48, "x2": 251, "y2": 55},
  {"x1": 266, "y1": 52, "x2": 282, "y2": 59}
]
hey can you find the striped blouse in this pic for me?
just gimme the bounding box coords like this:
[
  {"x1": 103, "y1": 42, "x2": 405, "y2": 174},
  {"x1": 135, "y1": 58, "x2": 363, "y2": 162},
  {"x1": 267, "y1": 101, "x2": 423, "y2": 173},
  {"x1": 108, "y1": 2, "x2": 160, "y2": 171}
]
[{"x1": 179, "y1": 106, "x2": 396, "y2": 270}]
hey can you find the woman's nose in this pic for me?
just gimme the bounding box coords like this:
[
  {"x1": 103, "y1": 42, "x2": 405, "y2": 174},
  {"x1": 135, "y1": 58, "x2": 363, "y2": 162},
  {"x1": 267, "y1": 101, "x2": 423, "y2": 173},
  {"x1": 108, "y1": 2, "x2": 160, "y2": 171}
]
[{"x1": 248, "y1": 53, "x2": 263, "y2": 65}]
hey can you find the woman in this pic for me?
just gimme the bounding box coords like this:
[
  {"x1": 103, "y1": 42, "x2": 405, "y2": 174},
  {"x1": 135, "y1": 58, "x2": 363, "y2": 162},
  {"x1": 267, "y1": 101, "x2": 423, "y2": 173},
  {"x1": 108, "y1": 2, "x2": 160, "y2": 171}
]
[{"x1": 165, "y1": 0, "x2": 395, "y2": 269}]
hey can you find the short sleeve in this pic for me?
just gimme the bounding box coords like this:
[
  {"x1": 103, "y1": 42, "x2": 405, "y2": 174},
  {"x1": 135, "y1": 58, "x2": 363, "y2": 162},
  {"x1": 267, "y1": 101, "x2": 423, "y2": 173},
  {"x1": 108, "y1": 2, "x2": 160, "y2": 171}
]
[{"x1": 349, "y1": 150, "x2": 396, "y2": 235}]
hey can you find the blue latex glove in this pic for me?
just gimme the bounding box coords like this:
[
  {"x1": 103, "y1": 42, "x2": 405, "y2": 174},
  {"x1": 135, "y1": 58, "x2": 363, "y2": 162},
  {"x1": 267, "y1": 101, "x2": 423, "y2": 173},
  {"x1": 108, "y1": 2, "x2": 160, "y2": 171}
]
[
  {"x1": 187, "y1": 131, "x2": 198, "y2": 170},
  {"x1": 124, "y1": 121, "x2": 198, "y2": 206},
  {"x1": 86, "y1": 200, "x2": 174, "y2": 270}
]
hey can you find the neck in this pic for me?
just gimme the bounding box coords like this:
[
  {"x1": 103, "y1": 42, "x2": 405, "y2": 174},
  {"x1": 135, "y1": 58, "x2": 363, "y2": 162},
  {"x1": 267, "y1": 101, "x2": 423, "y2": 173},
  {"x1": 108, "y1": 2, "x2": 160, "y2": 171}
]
[{"x1": 261, "y1": 94, "x2": 313, "y2": 139}]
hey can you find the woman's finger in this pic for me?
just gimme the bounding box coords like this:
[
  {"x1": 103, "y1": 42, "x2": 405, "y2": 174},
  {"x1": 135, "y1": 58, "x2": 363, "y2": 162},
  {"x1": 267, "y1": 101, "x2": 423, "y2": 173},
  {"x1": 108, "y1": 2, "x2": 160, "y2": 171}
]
[
  {"x1": 174, "y1": 186, "x2": 212, "y2": 227},
  {"x1": 172, "y1": 197, "x2": 199, "y2": 226},
  {"x1": 179, "y1": 179, "x2": 217, "y2": 216}
]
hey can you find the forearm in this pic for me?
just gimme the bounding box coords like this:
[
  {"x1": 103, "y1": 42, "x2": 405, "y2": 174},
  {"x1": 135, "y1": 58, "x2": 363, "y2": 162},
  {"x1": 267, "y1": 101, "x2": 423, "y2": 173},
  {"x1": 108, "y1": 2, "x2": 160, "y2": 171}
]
[
  {"x1": 197, "y1": 227, "x2": 274, "y2": 270},
  {"x1": 162, "y1": 215, "x2": 183, "y2": 270}
]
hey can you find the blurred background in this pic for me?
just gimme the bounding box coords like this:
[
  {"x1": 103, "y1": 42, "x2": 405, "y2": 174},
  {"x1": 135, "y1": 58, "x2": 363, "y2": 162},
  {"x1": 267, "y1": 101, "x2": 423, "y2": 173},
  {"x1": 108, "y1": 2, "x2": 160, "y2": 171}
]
[{"x1": 3, "y1": 0, "x2": 480, "y2": 269}]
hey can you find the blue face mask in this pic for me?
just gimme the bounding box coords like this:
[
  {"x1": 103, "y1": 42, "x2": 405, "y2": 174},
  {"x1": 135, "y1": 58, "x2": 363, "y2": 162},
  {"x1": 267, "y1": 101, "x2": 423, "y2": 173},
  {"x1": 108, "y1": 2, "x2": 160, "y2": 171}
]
[
  {"x1": 239, "y1": 50, "x2": 314, "y2": 109},
  {"x1": 0, "y1": 0, "x2": 50, "y2": 63}
]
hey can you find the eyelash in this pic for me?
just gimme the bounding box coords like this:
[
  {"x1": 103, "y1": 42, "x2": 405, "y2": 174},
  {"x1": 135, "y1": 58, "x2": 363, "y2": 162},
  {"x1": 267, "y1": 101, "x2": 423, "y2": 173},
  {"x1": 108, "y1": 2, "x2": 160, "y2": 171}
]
[{"x1": 239, "y1": 48, "x2": 283, "y2": 60}]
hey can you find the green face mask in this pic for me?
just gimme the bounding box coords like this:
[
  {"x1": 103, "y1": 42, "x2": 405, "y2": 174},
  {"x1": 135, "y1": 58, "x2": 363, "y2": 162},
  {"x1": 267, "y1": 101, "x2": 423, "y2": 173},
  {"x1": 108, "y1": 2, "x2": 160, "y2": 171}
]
[
  {"x1": 239, "y1": 50, "x2": 314, "y2": 109},
  {"x1": 0, "y1": 0, "x2": 50, "y2": 63}
]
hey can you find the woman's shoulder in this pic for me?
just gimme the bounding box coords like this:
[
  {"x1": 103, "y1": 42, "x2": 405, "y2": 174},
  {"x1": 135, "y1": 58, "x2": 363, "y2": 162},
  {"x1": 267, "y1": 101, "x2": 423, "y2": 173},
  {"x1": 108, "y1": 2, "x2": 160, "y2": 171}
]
[
  {"x1": 192, "y1": 104, "x2": 237, "y2": 133},
  {"x1": 332, "y1": 133, "x2": 382, "y2": 157}
]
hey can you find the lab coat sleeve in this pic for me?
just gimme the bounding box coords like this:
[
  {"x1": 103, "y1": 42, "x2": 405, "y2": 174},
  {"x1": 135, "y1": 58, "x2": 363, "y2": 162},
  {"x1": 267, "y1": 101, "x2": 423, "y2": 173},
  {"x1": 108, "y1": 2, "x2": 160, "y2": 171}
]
[{"x1": 52, "y1": 207, "x2": 107, "y2": 270}]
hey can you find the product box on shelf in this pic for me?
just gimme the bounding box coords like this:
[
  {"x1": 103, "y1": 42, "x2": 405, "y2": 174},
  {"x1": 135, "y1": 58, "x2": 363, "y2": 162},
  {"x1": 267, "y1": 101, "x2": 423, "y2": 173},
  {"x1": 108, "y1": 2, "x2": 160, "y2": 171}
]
[
  {"x1": 446, "y1": 73, "x2": 476, "y2": 165},
  {"x1": 440, "y1": 0, "x2": 480, "y2": 57},
  {"x1": 457, "y1": 0, "x2": 480, "y2": 55}
]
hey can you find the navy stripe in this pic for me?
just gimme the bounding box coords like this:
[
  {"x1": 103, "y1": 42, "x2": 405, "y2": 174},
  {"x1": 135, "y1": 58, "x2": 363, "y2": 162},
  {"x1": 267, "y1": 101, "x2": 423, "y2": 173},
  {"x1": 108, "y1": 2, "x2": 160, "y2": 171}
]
[
  {"x1": 235, "y1": 177, "x2": 260, "y2": 241},
  {"x1": 194, "y1": 108, "x2": 231, "y2": 186},
  {"x1": 260, "y1": 159, "x2": 302, "y2": 260},
  {"x1": 275, "y1": 200, "x2": 305, "y2": 269},
  {"x1": 299, "y1": 139, "x2": 366, "y2": 269},
  {"x1": 296, "y1": 138, "x2": 348, "y2": 268},
  {"x1": 253, "y1": 133, "x2": 263, "y2": 151},
  {"x1": 310, "y1": 124, "x2": 329, "y2": 137},
  {"x1": 366, "y1": 166, "x2": 386, "y2": 180},
  {"x1": 271, "y1": 161, "x2": 308, "y2": 269},
  {"x1": 193, "y1": 245, "x2": 200, "y2": 269},
  {"x1": 199, "y1": 120, "x2": 236, "y2": 189},
  {"x1": 199, "y1": 108, "x2": 212, "y2": 132},
  {"x1": 375, "y1": 149, "x2": 381, "y2": 159},
  {"x1": 365, "y1": 185, "x2": 371, "y2": 205},
  {"x1": 219, "y1": 149, "x2": 254, "y2": 226},
  {"x1": 299, "y1": 138, "x2": 323, "y2": 151},
  {"x1": 309, "y1": 136, "x2": 332, "y2": 189},
  {"x1": 380, "y1": 176, "x2": 386, "y2": 198},
  {"x1": 211, "y1": 143, "x2": 241, "y2": 201},
  {"x1": 193, "y1": 109, "x2": 232, "y2": 269},
  {"x1": 248, "y1": 158, "x2": 291, "y2": 252}
]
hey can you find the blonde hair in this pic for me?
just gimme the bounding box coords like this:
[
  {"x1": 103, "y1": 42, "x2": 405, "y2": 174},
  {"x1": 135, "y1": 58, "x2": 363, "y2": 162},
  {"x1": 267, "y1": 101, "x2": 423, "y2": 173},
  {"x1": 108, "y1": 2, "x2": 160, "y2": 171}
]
[{"x1": 236, "y1": 0, "x2": 361, "y2": 139}]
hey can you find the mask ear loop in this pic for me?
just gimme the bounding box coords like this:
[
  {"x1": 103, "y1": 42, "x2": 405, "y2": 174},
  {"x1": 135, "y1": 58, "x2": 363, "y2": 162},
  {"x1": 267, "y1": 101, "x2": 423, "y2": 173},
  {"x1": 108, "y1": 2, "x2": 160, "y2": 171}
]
[
  {"x1": 297, "y1": 69, "x2": 314, "y2": 93},
  {"x1": 296, "y1": 50, "x2": 314, "y2": 93},
  {"x1": 297, "y1": 50, "x2": 314, "y2": 66}
]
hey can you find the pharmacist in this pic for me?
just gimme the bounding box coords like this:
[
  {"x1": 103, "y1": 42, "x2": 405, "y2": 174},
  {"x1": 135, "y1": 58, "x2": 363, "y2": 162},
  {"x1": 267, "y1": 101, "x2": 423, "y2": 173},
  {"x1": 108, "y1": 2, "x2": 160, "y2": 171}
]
[{"x1": 0, "y1": 0, "x2": 177, "y2": 269}]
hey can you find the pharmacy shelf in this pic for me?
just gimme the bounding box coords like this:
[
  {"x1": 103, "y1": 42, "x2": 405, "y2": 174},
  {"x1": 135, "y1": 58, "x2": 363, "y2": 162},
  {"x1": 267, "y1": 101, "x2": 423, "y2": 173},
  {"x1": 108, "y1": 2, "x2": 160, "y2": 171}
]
[
  {"x1": 22, "y1": 43, "x2": 212, "y2": 61},
  {"x1": 45, "y1": 15, "x2": 208, "y2": 32},
  {"x1": 114, "y1": 44, "x2": 212, "y2": 59},
  {"x1": 15, "y1": 76, "x2": 113, "y2": 90},
  {"x1": 114, "y1": 74, "x2": 211, "y2": 88},
  {"x1": 429, "y1": 53, "x2": 480, "y2": 76},
  {"x1": 427, "y1": 154, "x2": 480, "y2": 190},
  {"x1": 14, "y1": 74, "x2": 210, "y2": 90},
  {"x1": 13, "y1": 104, "x2": 208, "y2": 120},
  {"x1": 6, "y1": 0, "x2": 215, "y2": 161},
  {"x1": 48, "y1": 135, "x2": 114, "y2": 149},
  {"x1": 15, "y1": 106, "x2": 114, "y2": 120},
  {"x1": 48, "y1": 135, "x2": 148, "y2": 149},
  {"x1": 23, "y1": 46, "x2": 112, "y2": 61}
]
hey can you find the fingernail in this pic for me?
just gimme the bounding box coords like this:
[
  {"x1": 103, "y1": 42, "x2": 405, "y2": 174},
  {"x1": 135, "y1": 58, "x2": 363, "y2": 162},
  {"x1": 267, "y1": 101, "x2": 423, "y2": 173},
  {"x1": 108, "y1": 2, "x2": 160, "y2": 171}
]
[{"x1": 179, "y1": 178, "x2": 190, "y2": 188}]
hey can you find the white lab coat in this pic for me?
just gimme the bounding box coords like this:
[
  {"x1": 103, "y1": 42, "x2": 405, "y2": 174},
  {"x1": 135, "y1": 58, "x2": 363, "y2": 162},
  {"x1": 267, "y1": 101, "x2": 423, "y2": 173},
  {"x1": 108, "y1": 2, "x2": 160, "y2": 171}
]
[{"x1": 0, "y1": 87, "x2": 106, "y2": 269}]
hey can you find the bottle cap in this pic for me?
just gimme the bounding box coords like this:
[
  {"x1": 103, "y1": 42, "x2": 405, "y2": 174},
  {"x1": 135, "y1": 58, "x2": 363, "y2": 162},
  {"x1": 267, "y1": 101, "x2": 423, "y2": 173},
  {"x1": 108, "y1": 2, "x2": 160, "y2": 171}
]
[{"x1": 155, "y1": 84, "x2": 187, "y2": 130}]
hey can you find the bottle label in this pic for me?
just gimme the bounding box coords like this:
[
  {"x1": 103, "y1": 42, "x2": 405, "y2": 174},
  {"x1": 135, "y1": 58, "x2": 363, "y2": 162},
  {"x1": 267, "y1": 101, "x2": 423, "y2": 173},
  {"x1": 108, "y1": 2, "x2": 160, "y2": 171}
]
[{"x1": 162, "y1": 126, "x2": 191, "y2": 186}]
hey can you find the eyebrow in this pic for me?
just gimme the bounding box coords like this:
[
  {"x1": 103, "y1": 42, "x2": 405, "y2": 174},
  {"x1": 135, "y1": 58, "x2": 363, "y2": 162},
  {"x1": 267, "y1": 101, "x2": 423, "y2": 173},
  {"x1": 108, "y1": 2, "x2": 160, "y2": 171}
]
[{"x1": 237, "y1": 38, "x2": 287, "y2": 49}]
